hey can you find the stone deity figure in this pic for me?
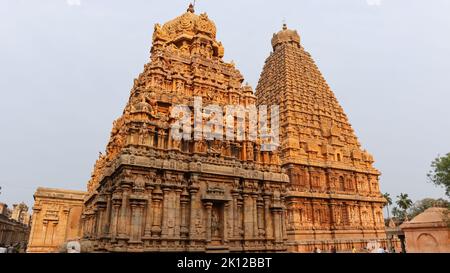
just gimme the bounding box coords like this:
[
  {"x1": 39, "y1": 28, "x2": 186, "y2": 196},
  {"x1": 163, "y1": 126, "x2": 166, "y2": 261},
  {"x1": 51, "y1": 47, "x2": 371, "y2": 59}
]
[{"x1": 211, "y1": 209, "x2": 220, "y2": 237}]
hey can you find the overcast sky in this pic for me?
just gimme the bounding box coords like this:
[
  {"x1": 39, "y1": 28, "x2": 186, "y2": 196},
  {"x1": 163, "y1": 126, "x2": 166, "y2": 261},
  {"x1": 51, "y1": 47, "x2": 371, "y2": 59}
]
[{"x1": 1, "y1": 0, "x2": 449, "y2": 209}]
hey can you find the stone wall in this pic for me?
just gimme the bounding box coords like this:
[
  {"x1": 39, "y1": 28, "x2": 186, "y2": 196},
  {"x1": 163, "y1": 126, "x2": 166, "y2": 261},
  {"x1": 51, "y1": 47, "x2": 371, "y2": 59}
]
[
  {"x1": 400, "y1": 208, "x2": 450, "y2": 253},
  {"x1": 27, "y1": 188, "x2": 86, "y2": 253},
  {"x1": 0, "y1": 213, "x2": 29, "y2": 248}
]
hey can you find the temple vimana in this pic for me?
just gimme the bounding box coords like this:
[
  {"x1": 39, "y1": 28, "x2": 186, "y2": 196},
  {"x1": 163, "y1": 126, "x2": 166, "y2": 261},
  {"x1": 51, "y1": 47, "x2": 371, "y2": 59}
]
[{"x1": 28, "y1": 4, "x2": 387, "y2": 253}]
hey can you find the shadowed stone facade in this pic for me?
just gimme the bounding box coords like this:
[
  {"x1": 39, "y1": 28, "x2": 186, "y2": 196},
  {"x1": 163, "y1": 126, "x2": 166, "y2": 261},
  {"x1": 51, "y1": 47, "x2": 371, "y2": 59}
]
[{"x1": 0, "y1": 203, "x2": 30, "y2": 248}]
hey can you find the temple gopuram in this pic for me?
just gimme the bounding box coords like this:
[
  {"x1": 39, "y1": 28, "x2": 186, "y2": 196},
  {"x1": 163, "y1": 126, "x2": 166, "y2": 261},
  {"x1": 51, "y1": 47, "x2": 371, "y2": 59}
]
[
  {"x1": 256, "y1": 24, "x2": 386, "y2": 252},
  {"x1": 81, "y1": 4, "x2": 289, "y2": 252},
  {"x1": 27, "y1": 4, "x2": 388, "y2": 253}
]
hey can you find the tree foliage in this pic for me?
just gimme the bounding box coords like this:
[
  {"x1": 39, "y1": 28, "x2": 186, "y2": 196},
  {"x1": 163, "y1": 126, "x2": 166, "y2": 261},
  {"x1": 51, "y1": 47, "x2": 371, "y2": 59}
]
[
  {"x1": 408, "y1": 198, "x2": 450, "y2": 219},
  {"x1": 396, "y1": 193, "x2": 413, "y2": 211},
  {"x1": 391, "y1": 207, "x2": 403, "y2": 219},
  {"x1": 383, "y1": 193, "x2": 393, "y2": 220},
  {"x1": 391, "y1": 197, "x2": 450, "y2": 225},
  {"x1": 427, "y1": 153, "x2": 450, "y2": 198},
  {"x1": 383, "y1": 193, "x2": 392, "y2": 207}
]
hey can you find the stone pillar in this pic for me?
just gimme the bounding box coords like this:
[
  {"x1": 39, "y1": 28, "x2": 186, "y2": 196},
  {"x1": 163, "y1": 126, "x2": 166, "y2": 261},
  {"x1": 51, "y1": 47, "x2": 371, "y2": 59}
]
[
  {"x1": 205, "y1": 202, "x2": 213, "y2": 243},
  {"x1": 370, "y1": 203, "x2": 377, "y2": 228},
  {"x1": 311, "y1": 201, "x2": 316, "y2": 227},
  {"x1": 328, "y1": 201, "x2": 335, "y2": 230},
  {"x1": 85, "y1": 216, "x2": 90, "y2": 238},
  {"x1": 103, "y1": 195, "x2": 112, "y2": 237},
  {"x1": 367, "y1": 175, "x2": 372, "y2": 194},
  {"x1": 149, "y1": 129, "x2": 155, "y2": 147},
  {"x1": 129, "y1": 199, "x2": 144, "y2": 243},
  {"x1": 359, "y1": 203, "x2": 365, "y2": 228},
  {"x1": 42, "y1": 220, "x2": 49, "y2": 245},
  {"x1": 160, "y1": 129, "x2": 168, "y2": 149},
  {"x1": 160, "y1": 188, "x2": 170, "y2": 239},
  {"x1": 308, "y1": 167, "x2": 313, "y2": 190},
  {"x1": 151, "y1": 187, "x2": 163, "y2": 237},
  {"x1": 157, "y1": 129, "x2": 164, "y2": 149},
  {"x1": 281, "y1": 200, "x2": 287, "y2": 241},
  {"x1": 272, "y1": 208, "x2": 282, "y2": 243},
  {"x1": 231, "y1": 191, "x2": 239, "y2": 238},
  {"x1": 96, "y1": 204, "x2": 106, "y2": 238},
  {"x1": 110, "y1": 198, "x2": 121, "y2": 242},
  {"x1": 354, "y1": 173, "x2": 360, "y2": 194},
  {"x1": 118, "y1": 190, "x2": 129, "y2": 238},
  {"x1": 237, "y1": 196, "x2": 243, "y2": 238},
  {"x1": 188, "y1": 187, "x2": 199, "y2": 241},
  {"x1": 28, "y1": 207, "x2": 41, "y2": 245},
  {"x1": 263, "y1": 194, "x2": 273, "y2": 240},
  {"x1": 242, "y1": 142, "x2": 247, "y2": 161},
  {"x1": 257, "y1": 198, "x2": 265, "y2": 236},
  {"x1": 90, "y1": 215, "x2": 96, "y2": 238},
  {"x1": 51, "y1": 222, "x2": 58, "y2": 246},
  {"x1": 263, "y1": 152, "x2": 269, "y2": 164},
  {"x1": 252, "y1": 193, "x2": 259, "y2": 238},
  {"x1": 255, "y1": 148, "x2": 261, "y2": 163},
  {"x1": 352, "y1": 204, "x2": 359, "y2": 227},
  {"x1": 243, "y1": 193, "x2": 253, "y2": 239},
  {"x1": 223, "y1": 202, "x2": 229, "y2": 243},
  {"x1": 324, "y1": 170, "x2": 330, "y2": 192},
  {"x1": 143, "y1": 187, "x2": 154, "y2": 238},
  {"x1": 180, "y1": 189, "x2": 189, "y2": 238},
  {"x1": 174, "y1": 188, "x2": 182, "y2": 238}
]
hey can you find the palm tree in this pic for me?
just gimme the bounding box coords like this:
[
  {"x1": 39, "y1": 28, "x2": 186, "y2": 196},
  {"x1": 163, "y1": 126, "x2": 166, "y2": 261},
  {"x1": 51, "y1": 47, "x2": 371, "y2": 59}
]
[
  {"x1": 391, "y1": 206, "x2": 402, "y2": 219},
  {"x1": 396, "y1": 193, "x2": 413, "y2": 220},
  {"x1": 383, "y1": 193, "x2": 392, "y2": 220}
]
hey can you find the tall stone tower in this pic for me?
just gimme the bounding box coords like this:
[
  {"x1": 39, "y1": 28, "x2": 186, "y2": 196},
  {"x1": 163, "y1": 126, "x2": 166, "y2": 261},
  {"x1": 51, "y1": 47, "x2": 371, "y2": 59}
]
[
  {"x1": 82, "y1": 5, "x2": 289, "y2": 252},
  {"x1": 255, "y1": 24, "x2": 386, "y2": 252}
]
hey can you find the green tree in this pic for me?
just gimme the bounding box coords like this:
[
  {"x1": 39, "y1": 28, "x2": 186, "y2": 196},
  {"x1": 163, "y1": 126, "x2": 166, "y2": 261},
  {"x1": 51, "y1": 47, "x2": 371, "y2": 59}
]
[
  {"x1": 391, "y1": 206, "x2": 402, "y2": 219},
  {"x1": 383, "y1": 193, "x2": 392, "y2": 220},
  {"x1": 409, "y1": 198, "x2": 450, "y2": 219},
  {"x1": 396, "y1": 193, "x2": 413, "y2": 220},
  {"x1": 427, "y1": 153, "x2": 450, "y2": 198}
]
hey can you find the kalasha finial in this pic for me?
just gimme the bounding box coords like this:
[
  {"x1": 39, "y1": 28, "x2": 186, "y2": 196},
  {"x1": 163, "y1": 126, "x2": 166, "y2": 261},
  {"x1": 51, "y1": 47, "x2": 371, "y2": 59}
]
[
  {"x1": 282, "y1": 23, "x2": 288, "y2": 30},
  {"x1": 187, "y1": 3, "x2": 195, "y2": 13}
]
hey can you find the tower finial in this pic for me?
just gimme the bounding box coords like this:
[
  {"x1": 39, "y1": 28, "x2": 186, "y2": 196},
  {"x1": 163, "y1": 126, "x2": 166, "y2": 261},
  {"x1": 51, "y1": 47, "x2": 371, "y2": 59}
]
[{"x1": 187, "y1": 2, "x2": 195, "y2": 13}]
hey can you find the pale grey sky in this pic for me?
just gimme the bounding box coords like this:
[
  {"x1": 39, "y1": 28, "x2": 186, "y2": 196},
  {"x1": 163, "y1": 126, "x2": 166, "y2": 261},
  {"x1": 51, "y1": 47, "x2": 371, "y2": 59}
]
[{"x1": 1, "y1": 0, "x2": 449, "y2": 208}]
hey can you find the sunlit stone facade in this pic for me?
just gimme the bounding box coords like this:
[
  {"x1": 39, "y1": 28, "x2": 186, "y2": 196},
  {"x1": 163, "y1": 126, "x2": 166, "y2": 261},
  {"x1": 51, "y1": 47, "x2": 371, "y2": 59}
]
[
  {"x1": 82, "y1": 4, "x2": 289, "y2": 252},
  {"x1": 255, "y1": 24, "x2": 386, "y2": 252},
  {"x1": 28, "y1": 5, "x2": 388, "y2": 253}
]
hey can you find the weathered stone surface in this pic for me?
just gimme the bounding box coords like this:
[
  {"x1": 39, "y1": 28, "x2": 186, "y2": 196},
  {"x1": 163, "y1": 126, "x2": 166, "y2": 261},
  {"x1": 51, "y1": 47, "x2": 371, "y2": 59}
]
[
  {"x1": 0, "y1": 202, "x2": 30, "y2": 248},
  {"x1": 255, "y1": 24, "x2": 387, "y2": 252},
  {"x1": 27, "y1": 188, "x2": 86, "y2": 253},
  {"x1": 400, "y1": 208, "x2": 450, "y2": 253},
  {"x1": 82, "y1": 5, "x2": 288, "y2": 253},
  {"x1": 28, "y1": 6, "x2": 392, "y2": 253}
]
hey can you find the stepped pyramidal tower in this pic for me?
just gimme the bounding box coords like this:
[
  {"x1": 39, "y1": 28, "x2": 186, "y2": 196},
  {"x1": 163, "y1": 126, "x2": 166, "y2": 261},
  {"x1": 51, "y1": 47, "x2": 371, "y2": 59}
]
[
  {"x1": 82, "y1": 5, "x2": 290, "y2": 252},
  {"x1": 255, "y1": 24, "x2": 386, "y2": 252}
]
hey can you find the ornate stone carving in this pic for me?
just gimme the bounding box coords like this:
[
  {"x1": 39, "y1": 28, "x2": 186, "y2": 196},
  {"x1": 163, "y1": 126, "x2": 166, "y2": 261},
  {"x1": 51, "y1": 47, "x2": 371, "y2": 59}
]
[
  {"x1": 81, "y1": 5, "x2": 288, "y2": 253},
  {"x1": 256, "y1": 23, "x2": 386, "y2": 251}
]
